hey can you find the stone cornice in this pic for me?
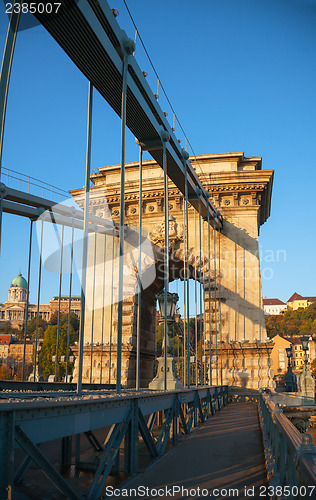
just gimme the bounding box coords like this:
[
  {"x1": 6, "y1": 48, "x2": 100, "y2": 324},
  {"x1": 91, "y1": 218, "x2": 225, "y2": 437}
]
[{"x1": 70, "y1": 154, "x2": 273, "y2": 228}]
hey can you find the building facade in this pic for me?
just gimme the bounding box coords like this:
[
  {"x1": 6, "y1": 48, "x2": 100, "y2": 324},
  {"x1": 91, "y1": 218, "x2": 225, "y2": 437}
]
[
  {"x1": 263, "y1": 294, "x2": 316, "y2": 315},
  {"x1": 263, "y1": 298, "x2": 287, "y2": 315},
  {"x1": 0, "y1": 334, "x2": 33, "y2": 365},
  {"x1": 270, "y1": 334, "x2": 316, "y2": 376},
  {"x1": 71, "y1": 151, "x2": 275, "y2": 389},
  {"x1": 0, "y1": 273, "x2": 81, "y2": 329},
  {"x1": 287, "y1": 293, "x2": 316, "y2": 311}
]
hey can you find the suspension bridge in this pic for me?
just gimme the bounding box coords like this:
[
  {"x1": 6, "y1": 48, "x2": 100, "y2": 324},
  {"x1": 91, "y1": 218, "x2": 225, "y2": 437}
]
[{"x1": 0, "y1": 1, "x2": 315, "y2": 498}]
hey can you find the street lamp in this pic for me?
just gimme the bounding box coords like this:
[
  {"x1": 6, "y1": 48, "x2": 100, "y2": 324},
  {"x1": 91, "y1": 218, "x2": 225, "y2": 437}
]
[
  {"x1": 301, "y1": 336, "x2": 309, "y2": 364},
  {"x1": 156, "y1": 291, "x2": 179, "y2": 323},
  {"x1": 156, "y1": 291, "x2": 179, "y2": 355},
  {"x1": 285, "y1": 347, "x2": 292, "y2": 365},
  {"x1": 149, "y1": 291, "x2": 183, "y2": 390}
]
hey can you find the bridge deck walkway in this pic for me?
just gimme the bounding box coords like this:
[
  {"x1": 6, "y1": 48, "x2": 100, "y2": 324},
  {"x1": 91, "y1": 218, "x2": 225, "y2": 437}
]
[{"x1": 121, "y1": 402, "x2": 267, "y2": 499}]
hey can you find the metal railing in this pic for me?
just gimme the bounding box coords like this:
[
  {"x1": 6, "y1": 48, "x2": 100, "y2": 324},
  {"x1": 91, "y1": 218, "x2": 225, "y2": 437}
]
[
  {"x1": 0, "y1": 166, "x2": 69, "y2": 203},
  {"x1": 0, "y1": 385, "x2": 228, "y2": 498},
  {"x1": 259, "y1": 391, "x2": 316, "y2": 498}
]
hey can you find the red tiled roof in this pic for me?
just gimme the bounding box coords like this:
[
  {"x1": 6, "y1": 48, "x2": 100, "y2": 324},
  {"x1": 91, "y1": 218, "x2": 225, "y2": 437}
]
[
  {"x1": 0, "y1": 334, "x2": 13, "y2": 345},
  {"x1": 263, "y1": 298, "x2": 286, "y2": 306},
  {"x1": 283, "y1": 337, "x2": 301, "y2": 344},
  {"x1": 287, "y1": 293, "x2": 316, "y2": 303},
  {"x1": 287, "y1": 292, "x2": 303, "y2": 302}
]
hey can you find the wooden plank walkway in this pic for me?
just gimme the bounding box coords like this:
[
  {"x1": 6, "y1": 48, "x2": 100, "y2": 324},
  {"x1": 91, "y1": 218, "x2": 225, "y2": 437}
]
[{"x1": 117, "y1": 403, "x2": 267, "y2": 499}]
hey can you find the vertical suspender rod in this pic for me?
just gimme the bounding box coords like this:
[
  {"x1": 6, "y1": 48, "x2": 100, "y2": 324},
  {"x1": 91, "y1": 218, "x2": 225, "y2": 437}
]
[
  {"x1": 116, "y1": 38, "x2": 135, "y2": 395},
  {"x1": 136, "y1": 146, "x2": 143, "y2": 390},
  {"x1": 162, "y1": 132, "x2": 169, "y2": 390},
  {"x1": 66, "y1": 216, "x2": 74, "y2": 382},
  {"x1": 77, "y1": 81, "x2": 93, "y2": 395},
  {"x1": 22, "y1": 219, "x2": 33, "y2": 381},
  {"x1": 55, "y1": 225, "x2": 64, "y2": 380}
]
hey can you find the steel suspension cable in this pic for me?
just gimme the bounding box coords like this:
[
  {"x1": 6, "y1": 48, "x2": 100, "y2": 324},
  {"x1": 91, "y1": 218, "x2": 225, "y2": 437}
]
[
  {"x1": 184, "y1": 157, "x2": 190, "y2": 388},
  {"x1": 206, "y1": 195, "x2": 212, "y2": 386},
  {"x1": 66, "y1": 218, "x2": 74, "y2": 382},
  {"x1": 202, "y1": 218, "x2": 206, "y2": 385},
  {"x1": 99, "y1": 233, "x2": 107, "y2": 384},
  {"x1": 198, "y1": 191, "x2": 203, "y2": 384},
  {"x1": 34, "y1": 220, "x2": 44, "y2": 382},
  {"x1": 90, "y1": 229, "x2": 97, "y2": 384},
  {"x1": 55, "y1": 225, "x2": 64, "y2": 380},
  {"x1": 0, "y1": 3, "x2": 22, "y2": 253},
  {"x1": 121, "y1": 0, "x2": 206, "y2": 176},
  {"x1": 212, "y1": 214, "x2": 218, "y2": 386},
  {"x1": 182, "y1": 195, "x2": 186, "y2": 387},
  {"x1": 22, "y1": 219, "x2": 33, "y2": 381},
  {"x1": 218, "y1": 217, "x2": 223, "y2": 386},
  {"x1": 194, "y1": 208, "x2": 198, "y2": 386},
  {"x1": 163, "y1": 136, "x2": 169, "y2": 391},
  {"x1": 77, "y1": 81, "x2": 93, "y2": 395},
  {"x1": 116, "y1": 39, "x2": 134, "y2": 394},
  {"x1": 136, "y1": 145, "x2": 143, "y2": 390},
  {"x1": 109, "y1": 228, "x2": 115, "y2": 385}
]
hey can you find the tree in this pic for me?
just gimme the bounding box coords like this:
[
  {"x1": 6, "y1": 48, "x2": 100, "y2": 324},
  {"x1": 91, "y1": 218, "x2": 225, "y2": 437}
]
[
  {"x1": 311, "y1": 359, "x2": 316, "y2": 379},
  {"x1": 39, "y1": 324, "x2": 76, "y2": 379},
  {"x1": 27, "y1": 316, "x2": 48, "y2": 340},
  {"x1": 0, "y1": 362, "x2": 12, "y2": 380},
  {"x1": 49, "y1": 312, "x2": 80, "y2": 335},
  {"x1": 0, "y1": 321, "x2": 22, "y2": 338},
  {"x1": 266, "y1": 302, "x2": 316, "y2": 338}
]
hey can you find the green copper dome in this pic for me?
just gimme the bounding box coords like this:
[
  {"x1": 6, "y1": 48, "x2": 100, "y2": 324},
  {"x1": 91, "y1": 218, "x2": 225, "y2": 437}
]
[{"x1": 11, "y1": 273, "x2": 27, "y2": 289}]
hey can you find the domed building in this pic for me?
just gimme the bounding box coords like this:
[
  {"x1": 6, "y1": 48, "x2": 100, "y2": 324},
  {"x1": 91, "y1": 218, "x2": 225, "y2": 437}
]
[
  {"x1": 0, "y1": 273, "x2": 81, "y2": 329},
  {"x1": 8, "y1": 273, "x2": 28, "y2": 303}
]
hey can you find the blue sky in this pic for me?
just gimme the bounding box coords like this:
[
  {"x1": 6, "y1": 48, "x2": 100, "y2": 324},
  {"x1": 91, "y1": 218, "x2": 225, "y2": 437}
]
[{"x1": 0, "y1": 0, "x2": 315, "y2": 310}]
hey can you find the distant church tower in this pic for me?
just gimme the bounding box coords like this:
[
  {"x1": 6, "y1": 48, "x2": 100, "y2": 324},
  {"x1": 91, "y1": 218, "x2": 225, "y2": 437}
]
[{"x1": 8, "y1": 273, "x2": 28, "y2": 302}]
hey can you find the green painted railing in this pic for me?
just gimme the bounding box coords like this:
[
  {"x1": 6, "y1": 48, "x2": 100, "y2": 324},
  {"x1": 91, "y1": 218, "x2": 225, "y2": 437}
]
[{"x1": 259, "y1": 391, "x2": 316, "y2": 499}]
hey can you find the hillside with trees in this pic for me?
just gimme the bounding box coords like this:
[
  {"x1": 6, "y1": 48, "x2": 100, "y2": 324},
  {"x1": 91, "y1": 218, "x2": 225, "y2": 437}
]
[{"x1": 266, "y1": 303, "x2": 316, "y2": 338}]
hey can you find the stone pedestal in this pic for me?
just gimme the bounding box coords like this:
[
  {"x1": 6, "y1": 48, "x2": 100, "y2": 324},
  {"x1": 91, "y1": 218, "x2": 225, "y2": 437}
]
[
  {"x1": 208, "y1": 341, "x2": 275, "y2": 389},
  {"x1": 28, "y1": 371, "x2": 44, "y2": 382},
  {"x1": 298, "y1": 364, "x2": 315, "y2": 402},
  {"x1": 149, "y1": 355, "x2": 183, "y2": 390},
  {"x1": 72, "y1": 345, "x2": 155, "y2": 388}
]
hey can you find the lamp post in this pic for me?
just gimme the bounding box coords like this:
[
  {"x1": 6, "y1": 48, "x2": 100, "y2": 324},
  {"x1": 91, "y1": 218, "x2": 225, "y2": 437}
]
[
  {"x1": 28, "y1": 343, "x2": 44, "y2": 382},
  {"x1": 149, "y1": 291, "x2": 183, "y2": 390},
  {"x1": 285, "y1": 346, "x2": 297, "y2": 392},
  {"x1": 301, "y1": 336, "x2": 309, "y2": 365},
  {"x1": 299, "y1": 335, "x2": 315, "y2": 403}
]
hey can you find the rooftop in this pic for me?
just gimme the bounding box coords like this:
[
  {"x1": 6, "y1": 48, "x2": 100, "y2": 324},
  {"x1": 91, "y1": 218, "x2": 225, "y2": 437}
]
[
  {"x1": 287, "y1": 292, "x2": 316, "y2": 303},
  {"x1": 263, "y1": 298, "x2": 286, "y2": 306}
]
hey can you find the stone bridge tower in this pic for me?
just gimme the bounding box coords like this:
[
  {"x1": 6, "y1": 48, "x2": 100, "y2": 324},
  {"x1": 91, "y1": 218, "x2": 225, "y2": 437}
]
[{"x1": 71, "y1": 152, "x2": 274, "y2": 389}]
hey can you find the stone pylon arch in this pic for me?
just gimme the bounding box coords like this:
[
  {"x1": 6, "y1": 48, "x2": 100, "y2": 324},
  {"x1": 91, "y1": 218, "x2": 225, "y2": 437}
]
[{"x1": 71, "y1": 152, "x2": 275, "y2": 389}]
